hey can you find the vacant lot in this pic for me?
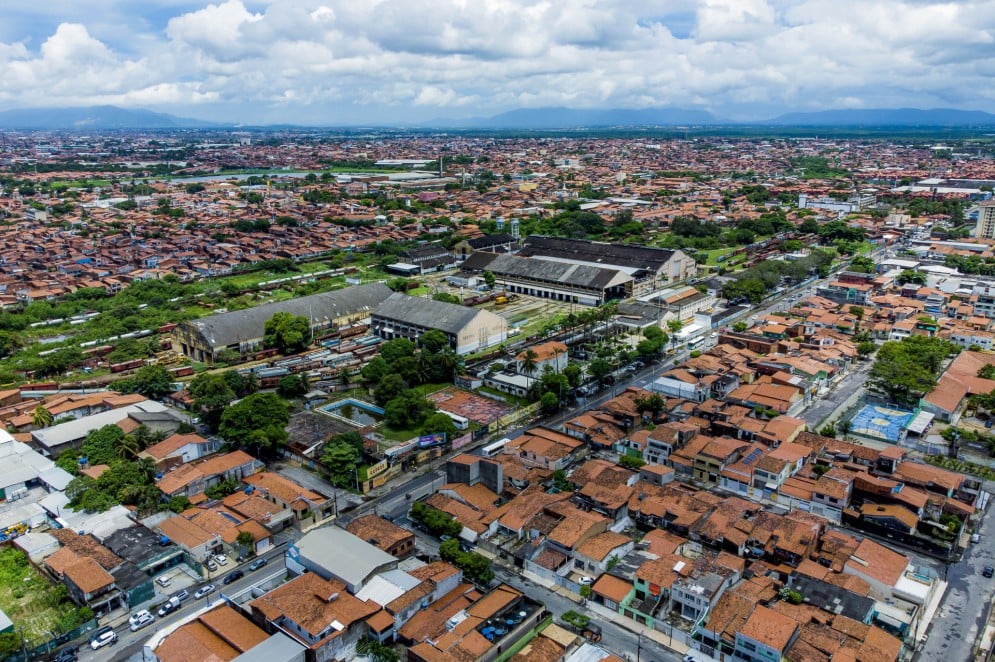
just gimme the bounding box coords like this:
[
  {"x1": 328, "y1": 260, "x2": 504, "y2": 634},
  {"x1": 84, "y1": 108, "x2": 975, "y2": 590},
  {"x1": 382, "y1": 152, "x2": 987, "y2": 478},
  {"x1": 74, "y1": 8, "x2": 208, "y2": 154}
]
[{"x1": 0, "y1": 548, "x2": 84, "y2": 642}]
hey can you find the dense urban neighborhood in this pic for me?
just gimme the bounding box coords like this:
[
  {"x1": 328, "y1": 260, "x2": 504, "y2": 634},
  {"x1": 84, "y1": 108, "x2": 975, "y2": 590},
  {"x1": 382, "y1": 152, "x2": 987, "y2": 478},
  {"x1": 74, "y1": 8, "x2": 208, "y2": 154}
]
[{"x1": 1, "y1": 129, "x2": 995, "y2": 662}]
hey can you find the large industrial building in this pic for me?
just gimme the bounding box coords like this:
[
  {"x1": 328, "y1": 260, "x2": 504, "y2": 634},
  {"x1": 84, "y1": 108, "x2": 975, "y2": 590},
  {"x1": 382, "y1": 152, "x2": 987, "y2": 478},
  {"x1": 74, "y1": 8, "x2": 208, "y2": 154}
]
[
  {"x1": 371, "y1": 292, "x2": 507, "y2": 355},
  {"x1": 460, "y1": 251, "x2": 634, "y2": 305},
  {"x1": 173, "y1": 282, "x2": 393, "y2": 363},
  {"x1": 516, "y1": 235, "x2": 696, "y2": 296}
]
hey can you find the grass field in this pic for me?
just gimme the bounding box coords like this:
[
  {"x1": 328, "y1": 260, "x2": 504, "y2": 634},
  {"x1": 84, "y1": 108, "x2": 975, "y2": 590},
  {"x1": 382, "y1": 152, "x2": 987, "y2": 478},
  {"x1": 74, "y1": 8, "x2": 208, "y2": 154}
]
[
  {"x1": 0, "y1": 549, "x2": 77, "y2": 641},
  {"x1": 47, "y1": 179, "x2": 114, "y2": 190}
]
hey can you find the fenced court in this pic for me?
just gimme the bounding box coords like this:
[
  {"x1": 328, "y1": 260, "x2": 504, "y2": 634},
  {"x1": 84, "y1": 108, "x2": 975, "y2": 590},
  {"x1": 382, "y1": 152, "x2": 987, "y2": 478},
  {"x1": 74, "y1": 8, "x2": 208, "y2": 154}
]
[{"x1": 848, "y1": 403, "x2": 916, "y2": 442}]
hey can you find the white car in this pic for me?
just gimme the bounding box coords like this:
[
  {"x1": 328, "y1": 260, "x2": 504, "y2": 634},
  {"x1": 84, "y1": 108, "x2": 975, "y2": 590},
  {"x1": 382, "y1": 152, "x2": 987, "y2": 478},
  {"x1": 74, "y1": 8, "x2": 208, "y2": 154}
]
[
  {"x1": 214, "y1": 554, "x2": 229, "y2": 566},
  {"x1": 89, "y1": 627, "x2": 117, "y2": 650},
  {"x1": 155, "y1": 575, "x2": 171, "y2": 588},
  {"x1": 129, "y1": 610, "x2": 154, "y2": 632},
  {"x1": 195, "y1": 584, "x2": 216, "y2": 599},
  {"x1": 579, "y1": 576, "x2": 594, "y2": 585}
]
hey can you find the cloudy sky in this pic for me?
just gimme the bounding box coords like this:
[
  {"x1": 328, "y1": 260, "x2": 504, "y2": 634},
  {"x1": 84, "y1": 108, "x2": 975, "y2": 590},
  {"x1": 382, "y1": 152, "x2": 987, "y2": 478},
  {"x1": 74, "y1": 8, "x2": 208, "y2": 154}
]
[{"x1": 1, "y1": 0, "x2": 994, "y2": 124}]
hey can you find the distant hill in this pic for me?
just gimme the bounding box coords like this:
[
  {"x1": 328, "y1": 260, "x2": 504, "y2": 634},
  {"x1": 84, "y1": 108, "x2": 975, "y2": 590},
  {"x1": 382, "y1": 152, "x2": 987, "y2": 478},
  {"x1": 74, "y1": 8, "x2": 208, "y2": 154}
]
[
  {"x1": 763, "y1": 108, "x2": 995, "y2": 126},
  {"x1": 0, "y1": 105, "x2": 224, "y2": 129},
  {"x1": 427, "y1": 106, "x2": 721, "y2": 129}
]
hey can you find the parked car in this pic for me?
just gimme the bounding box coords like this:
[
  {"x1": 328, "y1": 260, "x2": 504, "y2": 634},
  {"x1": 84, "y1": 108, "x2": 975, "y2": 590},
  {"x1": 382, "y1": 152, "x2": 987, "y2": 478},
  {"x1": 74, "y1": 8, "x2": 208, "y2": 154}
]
[
  {"x1": 174, "y1": 589, "x2": 190, "y2": 602},
  {"x1": 129, "y1": 610, "x2": 154, "y2": 632},
  {"x1": 195, "y1": 584, "x2": 216, "y2": 599},
  {"x1": 248, "y1": 557, "x2": 269, "y2": 572},
  {"x1": 223, "y1": 570, "x2": 244, "y2": 585},
  {"x1": 89, "y1": 627, "x2": 117, "y2": 650},
  {"x1": 157, "y1": 597, "x2": 181, "y2": 617},
  {"x1": 206, "y1": 559, "x2": 218, "y2": 571},
  {"x1": 213, "y1": 554, "x2": 229, "y2": 566},
  {"x1": 973, "y1": 533, "x2": 982, "y2": 544},
  {"x1": 154, "y1": 575, "x2": 171, "y2": 588},
  {"x1": 52, "y1": 647, "x2": 78, "y2": 662},
  {"x1": 578, "y1": 576, "x2": 594, "y2": 585},
  {"x1": 984, "y1": 566, "x2": 993, "y2": 578}
]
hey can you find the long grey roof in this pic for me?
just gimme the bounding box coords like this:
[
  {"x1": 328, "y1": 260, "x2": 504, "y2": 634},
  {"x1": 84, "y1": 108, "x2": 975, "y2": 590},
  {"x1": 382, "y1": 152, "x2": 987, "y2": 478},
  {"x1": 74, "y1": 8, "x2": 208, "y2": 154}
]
[
  {"x1": 296, "y1": 526, "x2": 396, "y2": 587},
  {"x1": 461, "y1": 252, "x2": 631, "y2": 290},
  {"x1": 519, "y1": 235, "x2": 677, "y2": 271},
  {"x1": 373, "y1": 291, "x2": 493, "y2": 335},
  {"x1": 184, "y1": 282, "x2": 394, "y2": 349}
]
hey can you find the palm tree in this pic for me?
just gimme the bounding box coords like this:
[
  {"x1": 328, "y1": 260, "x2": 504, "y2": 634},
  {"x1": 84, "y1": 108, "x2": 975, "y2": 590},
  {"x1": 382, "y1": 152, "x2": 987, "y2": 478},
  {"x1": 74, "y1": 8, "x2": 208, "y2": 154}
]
[
  {"x1": 32, "y1": 405, "x2": 53, "y2": 429},
  {"x1": 118, "y1": 434, "x2": 141, "y2": 459},
  {"x1": 520, "y1": 349, "x2": 539, "y2": 392}
]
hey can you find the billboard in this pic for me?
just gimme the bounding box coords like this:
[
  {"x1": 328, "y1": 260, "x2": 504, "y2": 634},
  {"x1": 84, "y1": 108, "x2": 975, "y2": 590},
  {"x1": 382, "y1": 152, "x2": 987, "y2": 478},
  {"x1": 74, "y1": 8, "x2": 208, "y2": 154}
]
[{"x1": 418, "y1": 432, "x2": 447, "y2": 448}]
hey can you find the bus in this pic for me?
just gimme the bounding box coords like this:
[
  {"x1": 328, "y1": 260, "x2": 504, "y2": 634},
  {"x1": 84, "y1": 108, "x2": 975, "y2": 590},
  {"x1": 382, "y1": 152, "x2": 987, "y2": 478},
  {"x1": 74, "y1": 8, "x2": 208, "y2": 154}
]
[
  {"x1": 481, "y1": 438, "x2": 510, "y2": 458},
  {"x1": 687, "y1": 336, "x2": 706, "y2": 351}
]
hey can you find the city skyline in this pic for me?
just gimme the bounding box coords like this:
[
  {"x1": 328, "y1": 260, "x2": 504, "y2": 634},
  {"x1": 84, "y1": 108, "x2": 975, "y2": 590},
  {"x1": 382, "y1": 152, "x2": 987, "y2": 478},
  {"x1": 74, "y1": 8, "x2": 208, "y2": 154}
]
[{"x1": 1, "y1": 0, "x2": 994, "y2": 125}]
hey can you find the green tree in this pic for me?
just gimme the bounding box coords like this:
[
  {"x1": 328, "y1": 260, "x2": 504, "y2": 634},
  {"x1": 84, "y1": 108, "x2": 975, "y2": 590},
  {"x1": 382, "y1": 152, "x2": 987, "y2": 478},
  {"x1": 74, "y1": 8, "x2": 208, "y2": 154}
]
[
  {"x1": 540, "y1": 391, "x2": 560, "y2": 414},
  {"x1": 618, "y1": 455, "x2": 646, "y2": 469},
  {"x1": 32, "y1": 404, "x2": 54, "y2": 429},
  {"x1": 868, "y1": 337, "x2": 958, "y2": 406},
  {"x1": 373, "y1": 373, "x2": 407, "y2": 406},
  {"x1": 321, "y1": 441, "x2": 362, "y2": 487},
  {"x1": 236, "y1": 530, "x2": 255, "y2": 550},
  {"x1": 422, "y1": 412, "x2": 458, "y2": 439},
  {"x1": 634, "y1": 393, "x2": 665, "y2": 419},
  {"x1": 379, "y1": 338, "x2": 417, "y2": 364},
  {"x1": 356, "y1": 637, "x2": 400, "y2": 662},
  {"x1": 218, "y1": 393, "x2": 290, "y2": 455},
  {"x1": 849, "y1": 256, "x2": 877, "y2": 274},
  {"x1": 562, "y1": 363, "x2": 583, "y2": 388},
  {"x1": 589, "y1": 358, "x2": 612, "y2": 384},
  {"x1": 551, "y1": 469, "x2": 573, "y2": 492},
  {"x1": 896, "y1": 270, "x2": 927, "y2": 285},
  {"x1": 420, "y1": 329, "x2": 450, "y2": 354},
  {"x1": 189, "y1": 372, "x2": 236, "y2": 432},
  {"x1": 482, "y1": 270, "x2": 497, "y2": 289},
  {"x1": 277, "y1": 374, "x2": 309, "y2": 398},
  {"x1": 131, "y1": 365, "x2": 174, "y2": 400},
  {"x1": 263, "y1": 311, "x2": 311, "y2": 354}
]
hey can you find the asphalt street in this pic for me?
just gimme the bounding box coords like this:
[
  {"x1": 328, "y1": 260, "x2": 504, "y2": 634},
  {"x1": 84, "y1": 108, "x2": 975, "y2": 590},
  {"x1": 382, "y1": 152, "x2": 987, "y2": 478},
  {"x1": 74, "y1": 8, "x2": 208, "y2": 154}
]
[
  {"x1": 76, "y1": 545, "x2": 289, "y2": 662},
  {"x1": 915, "y1": 503, "x2": 995, "y2": 662}
]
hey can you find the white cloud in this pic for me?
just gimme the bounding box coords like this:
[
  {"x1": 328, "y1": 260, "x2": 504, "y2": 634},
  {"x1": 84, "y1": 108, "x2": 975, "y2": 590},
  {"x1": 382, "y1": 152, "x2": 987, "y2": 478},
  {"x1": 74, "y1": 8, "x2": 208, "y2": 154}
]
[{"x1": 0, "y1": 0, "x2": 994, "y2": 122}]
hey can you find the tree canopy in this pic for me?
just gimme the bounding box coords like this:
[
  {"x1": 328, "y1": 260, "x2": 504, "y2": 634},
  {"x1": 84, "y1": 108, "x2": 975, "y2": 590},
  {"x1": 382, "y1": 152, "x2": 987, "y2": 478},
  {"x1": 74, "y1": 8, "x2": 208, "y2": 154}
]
[
  {"x1": 218, "y1": 392, "x2": 290, "y2": 455},
  {"x1": 264, "y1": 311, "x2": 311, "y2": 354},
  {"x1": 868, "y1": 336, "x2": 959, "y2": 407}
]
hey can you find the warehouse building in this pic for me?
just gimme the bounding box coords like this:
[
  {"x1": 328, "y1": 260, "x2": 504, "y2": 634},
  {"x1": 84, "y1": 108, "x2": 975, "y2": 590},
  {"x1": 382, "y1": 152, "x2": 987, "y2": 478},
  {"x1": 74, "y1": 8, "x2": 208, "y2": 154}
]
[
  {"x1": 371, "y1": 292, "x2": 507, "y2": 355},
  {"x1": 517, "y1": 235, "x2": 696, "y2": 296},
  {"x1": 173, "y1": 282, "x2": 393, "y2": 363},
  {"x1": 460, "y1": 251, "x2": 633, "y2": 305}
]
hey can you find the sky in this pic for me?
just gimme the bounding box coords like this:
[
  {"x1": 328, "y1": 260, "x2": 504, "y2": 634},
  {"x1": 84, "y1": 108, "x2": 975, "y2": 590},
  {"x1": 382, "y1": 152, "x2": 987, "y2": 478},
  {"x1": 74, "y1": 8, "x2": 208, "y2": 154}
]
[{"x1": 1, "y1": 0, "x2": 994, "y2": 125}]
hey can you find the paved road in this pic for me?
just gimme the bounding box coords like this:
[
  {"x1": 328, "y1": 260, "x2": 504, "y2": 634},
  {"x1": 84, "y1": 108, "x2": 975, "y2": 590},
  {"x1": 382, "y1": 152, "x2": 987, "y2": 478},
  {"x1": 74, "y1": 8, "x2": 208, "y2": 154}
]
[
  {"x1": 800, "y1": 359, "x2": 874, "y2": 429},
  {"x1": 915, "y1": 502, "x2": 995, "y2": 662},
  {"x1": 76, "y1": 546, "x2": 289, "y2": 662}
]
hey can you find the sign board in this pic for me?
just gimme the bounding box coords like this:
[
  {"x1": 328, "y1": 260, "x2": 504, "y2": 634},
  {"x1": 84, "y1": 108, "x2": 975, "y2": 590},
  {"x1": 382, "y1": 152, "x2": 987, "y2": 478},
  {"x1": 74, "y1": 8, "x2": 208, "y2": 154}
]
[{"x1": 418, "y1": 432, "x2": 447, "y2": 448}]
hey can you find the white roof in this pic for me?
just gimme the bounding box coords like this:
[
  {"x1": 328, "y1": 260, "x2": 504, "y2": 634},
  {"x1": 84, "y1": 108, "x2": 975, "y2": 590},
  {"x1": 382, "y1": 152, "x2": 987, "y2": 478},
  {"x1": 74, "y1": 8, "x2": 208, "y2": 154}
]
[
  {"x1": 355, "y1": 569, "x2": 420, "y2": 605},
  {"x1": 0, "y1": 434, "x2": 55, "y2": 490},
  {"x1": 31, "y1": 401, "x2": 170, "y2": 450},
  {"x1": 295, "y1": 526, "x2": 397, "y2": 588}
]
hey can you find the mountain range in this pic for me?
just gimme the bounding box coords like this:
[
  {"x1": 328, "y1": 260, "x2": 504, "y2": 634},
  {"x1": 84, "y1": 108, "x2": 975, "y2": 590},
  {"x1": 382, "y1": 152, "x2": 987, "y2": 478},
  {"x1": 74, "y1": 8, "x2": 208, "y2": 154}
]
[
  {"x1": 0, "y1": 105, "x2": 223, "y2": 129},
  {"x1": 1, "y1": 105, "x2": 994, "y2": 130}
]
